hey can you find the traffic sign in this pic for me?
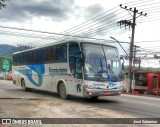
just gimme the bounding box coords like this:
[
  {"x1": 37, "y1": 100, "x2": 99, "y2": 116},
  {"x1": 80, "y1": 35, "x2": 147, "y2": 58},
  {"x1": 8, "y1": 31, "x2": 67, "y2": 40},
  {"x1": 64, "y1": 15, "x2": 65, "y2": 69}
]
[{"x1": 2, "y1": 59, "x2": 10, "y2": 72}]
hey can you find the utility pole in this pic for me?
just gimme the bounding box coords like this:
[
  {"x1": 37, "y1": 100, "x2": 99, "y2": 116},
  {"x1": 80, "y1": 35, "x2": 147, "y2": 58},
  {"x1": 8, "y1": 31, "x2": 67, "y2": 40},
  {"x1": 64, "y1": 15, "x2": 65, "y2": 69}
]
[
  {"x1": 118, "y1": 4, "x2": 147, "y2": 93},
  {"x1": 133, "y1": 45, "x2": 140, "y2": 69},
  {"x1": 133, "y1": 45, "x2": 137, "y2": 69},
  {"x1": 138, "y1": 57, "x2": 141, "y2": 69}
]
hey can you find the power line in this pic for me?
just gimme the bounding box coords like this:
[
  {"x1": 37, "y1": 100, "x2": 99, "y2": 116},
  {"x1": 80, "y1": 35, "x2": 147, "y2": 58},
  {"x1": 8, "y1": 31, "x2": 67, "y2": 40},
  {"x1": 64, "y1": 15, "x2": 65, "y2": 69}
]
[
  {"x1": 65, "y1": 9, "x2": 125, "y2": 35},
  {"x1": 45, "y1": 11, "x2": 130, "y2": 41},
  {"x1": 1, "y1": 0, "x2": 158, "y2": 50},
  {"x1": 62, "y1": 7, "x2": 121, "y2": 34},
  {"x1": 146, "y1": 10, "x2": 160, "y2": 14},
  {"x1": 0, "y1": 25, "x2": 129, "y2": 44},
  {"x1": 122, "y1": 0, "x2": 154, "y2": 5},
  {"x1": 141, "y1": 46, "x2": 160, "y2": 49},
  {"x1": 137, "y1": 15, "x2": 160, "y2": 20},
  {"x1": 0, "y1": 25, "x2": 116, "y2": 41},
  {"x1": 0, "y1": 8, "x2": 127, "y2": 43},
  {"x1": 135, "y1": 40, "x2": 160, "y2": 43},
  {"x1": 0, "y1": 26, "x2": 127, "y2": 46},
  {"x1": 123, "y1": 0, "x2": 157, "y2": 6},
  {"x1": 140, "y1": 7, "x2": 160, "y2": 12},
  {"x1": 137, "y1": 5, "x2": 160, "y2": 10},
  {"x1": 38, "y1": 6, "x2": 122, "y2": 41},
  {"x1": 137, "y1": 19, "x2": 160, "y2": 23},
  {"x1": 134, "y1": 1, "x2": 160, "y2": 8},
  {"x1": 0, "y1": 5, "x2": 130, "y2": 45},
  {"x1": 71, "y1": 14, "x2": 131, "y2": 38}
]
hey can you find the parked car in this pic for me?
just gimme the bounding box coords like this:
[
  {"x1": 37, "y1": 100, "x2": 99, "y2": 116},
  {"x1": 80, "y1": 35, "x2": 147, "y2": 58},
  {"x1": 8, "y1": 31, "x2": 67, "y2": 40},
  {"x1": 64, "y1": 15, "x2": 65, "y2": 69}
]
[{"x1": 152, "y1": 88, "x2": 160, "y2": 95}]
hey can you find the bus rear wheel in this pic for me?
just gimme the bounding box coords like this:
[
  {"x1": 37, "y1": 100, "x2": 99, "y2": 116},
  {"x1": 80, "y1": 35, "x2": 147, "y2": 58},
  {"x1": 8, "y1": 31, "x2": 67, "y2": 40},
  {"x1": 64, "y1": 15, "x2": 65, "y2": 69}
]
[
  {"x1": 59, "y1": 83, "x2": 68, "y2": 99},
  {"x1": 21, "y1": 79, "x2": 31, "y2": 92}
]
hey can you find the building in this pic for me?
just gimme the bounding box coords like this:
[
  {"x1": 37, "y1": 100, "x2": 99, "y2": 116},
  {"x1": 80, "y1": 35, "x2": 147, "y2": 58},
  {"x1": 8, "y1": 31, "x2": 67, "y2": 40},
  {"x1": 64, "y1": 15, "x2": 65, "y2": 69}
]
[{"x1": 125, "y1": 71, "x2": 160, "y2": 95}]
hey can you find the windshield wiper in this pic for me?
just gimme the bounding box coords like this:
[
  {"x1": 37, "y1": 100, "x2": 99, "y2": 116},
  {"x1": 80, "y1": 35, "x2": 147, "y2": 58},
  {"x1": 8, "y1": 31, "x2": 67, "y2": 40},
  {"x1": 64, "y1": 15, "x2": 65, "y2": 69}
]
[
  {"x1": 107, "y1": 64, "x2": 117, "y2": 81},
  {"x1": 100, "y1": 58, "x2": 104, "y2": 73}
]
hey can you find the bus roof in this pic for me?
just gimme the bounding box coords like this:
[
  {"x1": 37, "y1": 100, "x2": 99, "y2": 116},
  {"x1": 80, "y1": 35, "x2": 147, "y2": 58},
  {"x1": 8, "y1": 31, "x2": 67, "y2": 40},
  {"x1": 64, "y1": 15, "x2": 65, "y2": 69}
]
[{"x1": 13, "y1": 38, "x2": 117, "y2": 55}]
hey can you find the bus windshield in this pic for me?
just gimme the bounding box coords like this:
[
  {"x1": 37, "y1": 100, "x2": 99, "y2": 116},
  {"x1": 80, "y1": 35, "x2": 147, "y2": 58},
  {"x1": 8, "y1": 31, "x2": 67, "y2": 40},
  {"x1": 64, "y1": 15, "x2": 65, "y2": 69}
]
[{"x1": 82, "y1": 43, "x2": 122, "y2": 82}]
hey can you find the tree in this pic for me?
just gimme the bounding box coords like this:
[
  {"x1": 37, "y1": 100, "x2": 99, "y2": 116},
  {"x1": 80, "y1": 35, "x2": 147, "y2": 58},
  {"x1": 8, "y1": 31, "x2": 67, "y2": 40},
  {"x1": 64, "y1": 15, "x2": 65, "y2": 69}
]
[{"x1": 0, "y1": 0, "x2": 7, "y2": 9}]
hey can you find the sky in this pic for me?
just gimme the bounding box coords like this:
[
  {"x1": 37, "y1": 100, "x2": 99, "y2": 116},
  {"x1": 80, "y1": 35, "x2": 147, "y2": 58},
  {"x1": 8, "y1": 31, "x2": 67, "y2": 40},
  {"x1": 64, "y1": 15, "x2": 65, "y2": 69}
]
[{"x1": 0, "y1": 0, "x2": 160, "y2": 68}]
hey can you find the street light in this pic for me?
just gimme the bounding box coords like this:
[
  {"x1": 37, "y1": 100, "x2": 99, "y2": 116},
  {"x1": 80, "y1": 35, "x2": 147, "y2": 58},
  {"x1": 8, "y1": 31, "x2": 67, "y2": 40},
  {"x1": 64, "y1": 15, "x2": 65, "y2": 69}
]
[
  {"x1": 110, "y1": 36, "x2": 129, "y2": 57},
  {"x1": 110, "y1": 36, "x2": 131, "y2": 93}
]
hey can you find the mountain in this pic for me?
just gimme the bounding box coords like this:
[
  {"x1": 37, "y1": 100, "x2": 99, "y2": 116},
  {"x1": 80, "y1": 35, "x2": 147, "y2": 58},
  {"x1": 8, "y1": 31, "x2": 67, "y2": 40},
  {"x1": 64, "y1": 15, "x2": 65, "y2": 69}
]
[{"x1": 0, "y1": 44, "x2": 19, "y2": 56}]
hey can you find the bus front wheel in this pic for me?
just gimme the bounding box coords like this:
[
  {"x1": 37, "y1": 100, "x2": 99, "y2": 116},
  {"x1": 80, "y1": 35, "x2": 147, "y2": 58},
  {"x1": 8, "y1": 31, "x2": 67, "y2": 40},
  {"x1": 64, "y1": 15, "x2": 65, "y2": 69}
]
[{"x1": 59, "y1": 83, "x2": 68, "y2": 99}]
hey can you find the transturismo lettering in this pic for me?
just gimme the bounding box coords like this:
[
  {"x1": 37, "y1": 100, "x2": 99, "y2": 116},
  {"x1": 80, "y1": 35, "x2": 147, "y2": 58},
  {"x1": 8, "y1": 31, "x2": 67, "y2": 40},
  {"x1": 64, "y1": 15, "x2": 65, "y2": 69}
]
[{"x1": 49, "y1": 67, "x2": 67, "y2": 75}]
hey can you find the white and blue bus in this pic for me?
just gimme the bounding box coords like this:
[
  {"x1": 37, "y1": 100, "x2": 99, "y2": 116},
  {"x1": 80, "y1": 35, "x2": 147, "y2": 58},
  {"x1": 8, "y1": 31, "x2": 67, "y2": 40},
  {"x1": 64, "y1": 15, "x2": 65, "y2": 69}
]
[{"x1": 12, "y1": 39, "x2": 123, "y2": 99}]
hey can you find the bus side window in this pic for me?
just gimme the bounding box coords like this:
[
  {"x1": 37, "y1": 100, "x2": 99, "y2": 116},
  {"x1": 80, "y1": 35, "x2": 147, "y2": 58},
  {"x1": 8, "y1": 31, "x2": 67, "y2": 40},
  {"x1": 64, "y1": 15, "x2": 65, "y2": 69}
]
[
  {"x1": 45, "y1": 47, "x2": 55, "y2": 62},
  {"x1": 13, "y1": 55, "x2": 18, "y2": 66},
  {"x1": 29, "y1": 51, "x2": 36, "y2": 64},
  {"x1": 19, "y1": 54, "x2": 24, "y2": 65},
  {"x1": 45, "y1": 47, "x2": 50, "y2": 61},
  {"x1": 37, "y1": 49, "x2": 45, "y2": 63},
  {"x1": 24, "y1": 52, "x2": 29, "y2": 65},
  {"x1": 56, "y1": 44, "x2": 67, "y2": 61}
]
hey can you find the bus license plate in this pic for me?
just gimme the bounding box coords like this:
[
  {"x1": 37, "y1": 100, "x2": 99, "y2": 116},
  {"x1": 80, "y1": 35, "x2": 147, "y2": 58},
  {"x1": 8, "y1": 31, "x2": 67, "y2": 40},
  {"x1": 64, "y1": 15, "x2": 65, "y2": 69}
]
[{"x1": 104, "y1": 92, "x2": 111, "y2": 95}]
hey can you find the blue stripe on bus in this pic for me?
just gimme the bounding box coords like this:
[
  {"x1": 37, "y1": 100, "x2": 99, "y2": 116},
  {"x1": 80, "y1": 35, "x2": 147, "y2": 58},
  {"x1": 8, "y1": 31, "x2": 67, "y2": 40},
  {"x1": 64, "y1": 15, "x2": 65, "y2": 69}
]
[
  {"x1": 108, "y1": 82, "x2": 117, "y2": 87},
  {"x1": 18, "y1": 64, "x2": 45, "y2": 87}
]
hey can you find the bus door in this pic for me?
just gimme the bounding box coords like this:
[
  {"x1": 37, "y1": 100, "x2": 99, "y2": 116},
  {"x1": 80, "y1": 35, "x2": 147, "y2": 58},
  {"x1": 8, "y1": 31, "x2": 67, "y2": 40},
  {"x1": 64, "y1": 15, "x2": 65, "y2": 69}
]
[{"x1": 69, "y1": 42, "x2": 83, "y2": 96}]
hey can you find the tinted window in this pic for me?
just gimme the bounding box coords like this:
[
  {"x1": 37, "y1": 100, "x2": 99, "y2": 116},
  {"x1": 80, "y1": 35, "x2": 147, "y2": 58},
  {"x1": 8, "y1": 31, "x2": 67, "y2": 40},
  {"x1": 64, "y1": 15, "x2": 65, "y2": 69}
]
[
  {"x1": 29, "y1": 51, "x2": 36, "y2": 64},
  {"x1": 37, "y1": 49, "x2": 45, "y2": 63},
  {"x1": 13, "y1": 55, "x2": 18, "y2": 65},
  {"x1": 13, "y1": 43, "x2": 67, "y2": 66},
  {"x1": 45, "y1": 46, "x2": 55, "y2": 62},
  {"x1": 55, "y1": 44, "x2": 67, "y2": 61}
]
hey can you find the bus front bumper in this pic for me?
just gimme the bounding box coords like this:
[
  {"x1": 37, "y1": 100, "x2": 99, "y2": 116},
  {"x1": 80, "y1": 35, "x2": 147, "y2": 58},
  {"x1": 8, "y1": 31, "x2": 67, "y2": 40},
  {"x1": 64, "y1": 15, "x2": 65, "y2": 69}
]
[{"x1": 84, "y1": 88, "x2": 122, "y2": 97}]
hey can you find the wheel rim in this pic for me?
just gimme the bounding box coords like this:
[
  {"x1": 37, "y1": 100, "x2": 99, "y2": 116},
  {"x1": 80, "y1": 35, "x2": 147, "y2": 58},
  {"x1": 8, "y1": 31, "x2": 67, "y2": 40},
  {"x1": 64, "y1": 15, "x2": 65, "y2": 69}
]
[
  {"x1": 60, "y1": 84, "x2": 67, "y2": 99},
  {"x1": 61, "y1": 86, "x2": 66, "y2": 97}
]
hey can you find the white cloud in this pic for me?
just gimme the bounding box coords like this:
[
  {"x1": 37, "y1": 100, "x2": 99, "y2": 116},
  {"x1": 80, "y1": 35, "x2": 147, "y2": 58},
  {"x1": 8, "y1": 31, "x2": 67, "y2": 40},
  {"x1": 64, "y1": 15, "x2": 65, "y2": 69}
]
[{"x1": 0, "y1": 0, "x2": 160, "y2": 67}]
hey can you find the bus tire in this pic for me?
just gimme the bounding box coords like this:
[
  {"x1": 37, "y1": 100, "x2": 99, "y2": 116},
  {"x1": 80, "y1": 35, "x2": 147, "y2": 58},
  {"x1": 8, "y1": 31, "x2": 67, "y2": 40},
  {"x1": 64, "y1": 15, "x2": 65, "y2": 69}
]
[
  {"x1": 59, "y1": 82, "x2": 68, "y2": 99},
  {"x1": 21, "y1": 79, "x2": 31, "y2": 92}
]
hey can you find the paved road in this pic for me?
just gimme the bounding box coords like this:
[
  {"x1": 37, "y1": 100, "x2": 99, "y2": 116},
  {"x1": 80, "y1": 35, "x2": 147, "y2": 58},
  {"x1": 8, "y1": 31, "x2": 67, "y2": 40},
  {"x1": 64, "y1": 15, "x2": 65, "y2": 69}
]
[
  {"x1": 94, "y1": 94, "x2": 160, "y2": 118},
  {"x1": 0, "y1": 80, "x2": 160, "y2": 119}
]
